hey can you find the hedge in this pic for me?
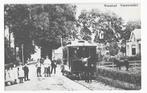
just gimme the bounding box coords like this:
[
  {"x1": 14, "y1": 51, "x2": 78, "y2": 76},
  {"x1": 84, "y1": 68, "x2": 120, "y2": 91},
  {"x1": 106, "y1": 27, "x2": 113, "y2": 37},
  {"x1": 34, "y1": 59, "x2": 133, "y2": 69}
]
[
  {"x1": 96, "y1": 75, "x2": 141, "y2": 90},
  {"x1": 128, "y1": 55, "x2": 141, "y2": 61},
  {"x1": 96, "y1": 67, "x2": 141, "y2": 86}
]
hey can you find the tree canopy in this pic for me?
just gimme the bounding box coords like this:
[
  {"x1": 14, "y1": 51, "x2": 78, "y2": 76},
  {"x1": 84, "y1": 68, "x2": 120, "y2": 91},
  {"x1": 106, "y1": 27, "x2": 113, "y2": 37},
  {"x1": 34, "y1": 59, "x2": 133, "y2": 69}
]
[
  {"x1": 77, "y1": 9, "x2": 124, "y2": 43},
  {"x1": 4, "y1": 4, "x2": 141, "y2": 62},
  {"x1": 4, "y1": 4, "x2": 77, "y2": 61}
]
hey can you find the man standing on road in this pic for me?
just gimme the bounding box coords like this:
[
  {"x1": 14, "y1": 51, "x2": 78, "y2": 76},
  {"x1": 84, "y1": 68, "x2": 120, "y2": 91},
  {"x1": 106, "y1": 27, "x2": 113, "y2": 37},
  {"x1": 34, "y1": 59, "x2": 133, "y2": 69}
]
[
  {"x1": 36, "y1": 59, "x2": 42, "y2": 77},
  {"x1": 51, "y1": 60, "x2": 57, "y2": 74},
  {"x1": 23, "y1": 63, "x2": 29, "y2": 81},
  {"x1": 82, "y1": 56, "x2": 90, "y2": 83},
  {"x1": 44, "y1": 56, "x2": 51, "y2": 77}
]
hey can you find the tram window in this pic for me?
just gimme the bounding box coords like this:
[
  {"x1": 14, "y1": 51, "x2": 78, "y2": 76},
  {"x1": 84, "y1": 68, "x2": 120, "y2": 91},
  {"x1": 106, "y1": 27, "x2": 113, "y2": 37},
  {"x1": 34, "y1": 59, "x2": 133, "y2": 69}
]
[
  {"x1": 79, "y1": 47, "x2": 89, "y2": 58},
  {"x1": 89, "y1": 47, "x2": 96, "y2": 57},
  {"x1": 69, "y1": 47, "x2": 79, "y2": 58}
]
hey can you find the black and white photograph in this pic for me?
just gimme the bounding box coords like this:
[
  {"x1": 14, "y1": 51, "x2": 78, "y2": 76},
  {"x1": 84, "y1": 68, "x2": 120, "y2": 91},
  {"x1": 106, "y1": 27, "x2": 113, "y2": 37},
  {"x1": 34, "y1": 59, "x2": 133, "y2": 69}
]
[{"x1": 4, "y1": 2, "x2": 141, "y2": 91}]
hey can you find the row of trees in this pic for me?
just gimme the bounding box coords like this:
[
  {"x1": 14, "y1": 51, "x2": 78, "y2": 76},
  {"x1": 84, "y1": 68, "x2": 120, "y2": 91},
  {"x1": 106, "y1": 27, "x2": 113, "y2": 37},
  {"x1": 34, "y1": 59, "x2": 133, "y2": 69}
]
[
  {"x1": 4, "y1": 4, "x2": 77, "y2": 64},
  {"x1": 4, "y1": 4, "x2": 141, "y2": 64},
  {"x1": 77, "y1": 9, "x2": 141, "y2": 55},
  {"x1": 78, "y1": 9, "x2": 141, "y2": 43}
]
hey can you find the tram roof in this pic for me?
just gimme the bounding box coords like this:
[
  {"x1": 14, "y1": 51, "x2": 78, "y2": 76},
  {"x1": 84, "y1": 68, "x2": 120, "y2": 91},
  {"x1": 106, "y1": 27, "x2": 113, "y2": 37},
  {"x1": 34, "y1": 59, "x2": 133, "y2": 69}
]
[{"x1": 65, "y1": 40, "x2": 97, "y2": 47}]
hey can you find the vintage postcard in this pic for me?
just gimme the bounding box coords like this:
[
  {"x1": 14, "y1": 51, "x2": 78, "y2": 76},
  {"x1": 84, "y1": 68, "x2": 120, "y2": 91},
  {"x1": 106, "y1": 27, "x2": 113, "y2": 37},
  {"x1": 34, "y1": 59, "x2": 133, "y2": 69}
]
[{"x1": 3, "y1": 1, "x2": 141, "y2": 91}]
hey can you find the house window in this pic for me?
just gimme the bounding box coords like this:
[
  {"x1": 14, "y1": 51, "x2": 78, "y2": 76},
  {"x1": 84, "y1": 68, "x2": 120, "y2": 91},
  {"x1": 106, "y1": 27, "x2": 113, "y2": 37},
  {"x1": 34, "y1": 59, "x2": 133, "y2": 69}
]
[{"x1": 132, "y1": 45, "x2": 136, "y2": 55}]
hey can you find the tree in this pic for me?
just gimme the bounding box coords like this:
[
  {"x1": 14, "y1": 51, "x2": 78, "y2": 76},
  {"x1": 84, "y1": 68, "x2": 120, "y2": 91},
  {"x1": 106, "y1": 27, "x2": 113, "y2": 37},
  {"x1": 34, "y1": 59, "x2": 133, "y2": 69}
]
[
  {"x1": 78, "y1": 9, "x2": 123, "y2": 43},
  {"x1": 30, "y1": 4, "x2": 77, "y2": 58},
  {"x1": 5, "y1": 37, "x2": 15, "y2": 64},
  {"x1": 108, "y1": 42, "x2": 120, "y2": 56},
  {"x1": 4, "y1": 5, "x2": 35, "y2": 63},
  {"x1": 120, "y1": 20, "x2": 141, "y2": 55},
  {"x1": 5, "y1": 4, "x2": 77, "y2": 61},
  {"x1": 121, "y1": 20, "x2": 141, "y2": 41}
]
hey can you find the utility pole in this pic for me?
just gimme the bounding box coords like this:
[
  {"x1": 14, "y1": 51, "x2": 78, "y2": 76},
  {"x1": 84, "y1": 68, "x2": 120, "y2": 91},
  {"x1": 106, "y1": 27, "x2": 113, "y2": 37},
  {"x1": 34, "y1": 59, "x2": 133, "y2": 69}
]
[{"x1": 21, "y1": 44, "x2": 24, "y2": 65}]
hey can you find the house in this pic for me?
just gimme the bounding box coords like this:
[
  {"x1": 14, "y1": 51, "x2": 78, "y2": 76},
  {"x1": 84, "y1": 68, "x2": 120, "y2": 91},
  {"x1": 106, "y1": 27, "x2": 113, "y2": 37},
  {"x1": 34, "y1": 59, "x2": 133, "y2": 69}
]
[{"x1": 126, "y1": 29, "x2": 141, "y2": 56}]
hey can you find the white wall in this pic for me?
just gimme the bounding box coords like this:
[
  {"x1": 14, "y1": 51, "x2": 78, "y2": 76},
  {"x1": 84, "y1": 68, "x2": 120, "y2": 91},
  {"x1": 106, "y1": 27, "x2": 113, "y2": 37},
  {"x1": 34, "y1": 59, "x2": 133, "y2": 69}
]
[{"x1": 126, "y1": 41, "x2": 141, "y2": 56}]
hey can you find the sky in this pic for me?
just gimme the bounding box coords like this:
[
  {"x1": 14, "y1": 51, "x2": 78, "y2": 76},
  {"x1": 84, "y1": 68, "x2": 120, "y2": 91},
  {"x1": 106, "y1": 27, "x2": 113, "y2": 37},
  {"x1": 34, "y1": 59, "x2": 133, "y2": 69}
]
[{"x1": 76, "y1": 3, "x2": 140, "y2": 22}]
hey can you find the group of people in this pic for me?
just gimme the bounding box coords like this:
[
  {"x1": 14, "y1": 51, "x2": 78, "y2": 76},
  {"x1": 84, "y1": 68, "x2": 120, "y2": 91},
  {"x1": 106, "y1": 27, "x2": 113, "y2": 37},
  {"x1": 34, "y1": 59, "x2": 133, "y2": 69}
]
[
  {"x1": 36, "y1": 56, "x2": 57, "y2": 77},
  {"x1": 5, "y1": 63, "x2": 29, "y2": 85}
]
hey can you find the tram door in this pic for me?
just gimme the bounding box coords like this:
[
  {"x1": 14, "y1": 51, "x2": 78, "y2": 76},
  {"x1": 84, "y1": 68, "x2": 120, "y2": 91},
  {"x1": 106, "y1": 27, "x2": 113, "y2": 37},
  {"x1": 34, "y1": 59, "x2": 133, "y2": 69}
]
[
  {"x1": 69, "y1": 47, "x2": 81, "y2": 73},
  {"x1": 89, "y1": 47, "x2": 96, "y2": 58},
  {"x1": 89, "y1": 46, "x2": 97, "y2": 70}
]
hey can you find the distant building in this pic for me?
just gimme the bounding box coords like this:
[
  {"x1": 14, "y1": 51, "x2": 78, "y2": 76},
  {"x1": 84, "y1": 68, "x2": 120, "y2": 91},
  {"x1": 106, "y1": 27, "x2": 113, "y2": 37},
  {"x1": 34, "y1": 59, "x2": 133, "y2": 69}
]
[
  {"x1": 126, "y1": 29, "x2": 141, "y2": 56},
  {"x1": 52, "y1": 47, "x2": 63, "y2": 60},
  {"x1": 31, "y1": 46, "x2": 41, "y2": 61}
]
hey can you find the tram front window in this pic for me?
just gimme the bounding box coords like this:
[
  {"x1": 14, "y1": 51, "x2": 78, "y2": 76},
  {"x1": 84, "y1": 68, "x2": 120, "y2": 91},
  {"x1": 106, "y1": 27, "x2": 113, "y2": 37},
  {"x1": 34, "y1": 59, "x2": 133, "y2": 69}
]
[
  {"x1": 69, "y1": 47, "x2": 89, "y2": 59},
  {"x1": 78, "y1": 47, "x2": 89, "y2": 58},
  {"x1": 69, "y1": 47, "x2": 79, "y2": 59}
]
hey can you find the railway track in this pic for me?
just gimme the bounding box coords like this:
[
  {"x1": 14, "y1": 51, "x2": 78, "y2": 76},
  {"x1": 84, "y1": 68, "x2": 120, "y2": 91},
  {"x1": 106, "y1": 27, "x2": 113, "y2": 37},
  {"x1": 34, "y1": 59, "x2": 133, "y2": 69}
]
[
  {"x1": 65, "y1": 75, "x2": 121, "y2": 90},
  {"x1": 74, "y1": 80, "x2": 93, "y2": 90},
  {"x1": 64, "y1": 74, "x2": 94, "y2": 90},
  {"x1": 73, "y1": 80, "x2": 122, "y2": 90}
]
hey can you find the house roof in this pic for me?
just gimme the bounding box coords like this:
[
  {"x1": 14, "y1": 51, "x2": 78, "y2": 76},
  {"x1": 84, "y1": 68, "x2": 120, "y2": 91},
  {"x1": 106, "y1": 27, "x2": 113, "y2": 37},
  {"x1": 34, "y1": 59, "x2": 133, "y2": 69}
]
[{"x1": 129, "y1": 29, "x2": 141, "y2": 41}]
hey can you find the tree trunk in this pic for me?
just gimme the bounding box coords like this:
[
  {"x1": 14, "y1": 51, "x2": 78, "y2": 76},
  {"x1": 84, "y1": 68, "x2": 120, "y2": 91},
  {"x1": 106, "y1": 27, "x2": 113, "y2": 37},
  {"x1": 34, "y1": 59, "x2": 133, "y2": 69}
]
[
  {"x1": 8, "y1": 26, "x2": 11, "y2": 48},
  {"x1": 21, "y1": 44, "x2": 24, "y2": 65}
]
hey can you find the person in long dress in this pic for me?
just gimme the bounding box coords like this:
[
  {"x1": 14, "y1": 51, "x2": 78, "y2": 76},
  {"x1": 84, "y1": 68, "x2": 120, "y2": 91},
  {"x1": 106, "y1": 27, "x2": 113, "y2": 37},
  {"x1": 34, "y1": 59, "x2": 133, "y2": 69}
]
[
  {"x1": 5, "y1": 67, "x2": 11, "y2": 85},
  {"x1": 9, "y1": 67, "x2": 14, "y2": 82},
  {"x1": 12, "y1": 64, "x2": 18, "y2": 83},
  {"x1": 18, "y1": 64, "x2": 24, "y2": 83},
  {"x1": 9, "y1": 65, "x2": 18, "y2": 84}
]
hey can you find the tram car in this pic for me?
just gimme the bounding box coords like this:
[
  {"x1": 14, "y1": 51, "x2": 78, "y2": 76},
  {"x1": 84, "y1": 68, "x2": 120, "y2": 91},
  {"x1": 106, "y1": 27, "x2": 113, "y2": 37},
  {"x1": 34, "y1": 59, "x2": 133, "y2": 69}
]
[{"x1": 62, "y1": 40, "x2": 97, "y2": 79}]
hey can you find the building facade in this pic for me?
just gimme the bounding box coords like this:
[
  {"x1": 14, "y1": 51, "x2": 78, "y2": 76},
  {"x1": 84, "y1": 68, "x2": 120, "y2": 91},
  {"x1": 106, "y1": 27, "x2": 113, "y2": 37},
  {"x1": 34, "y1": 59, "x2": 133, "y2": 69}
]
[{"x1": 126, "y1": 29, "x2": 141, "y2": 56}]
